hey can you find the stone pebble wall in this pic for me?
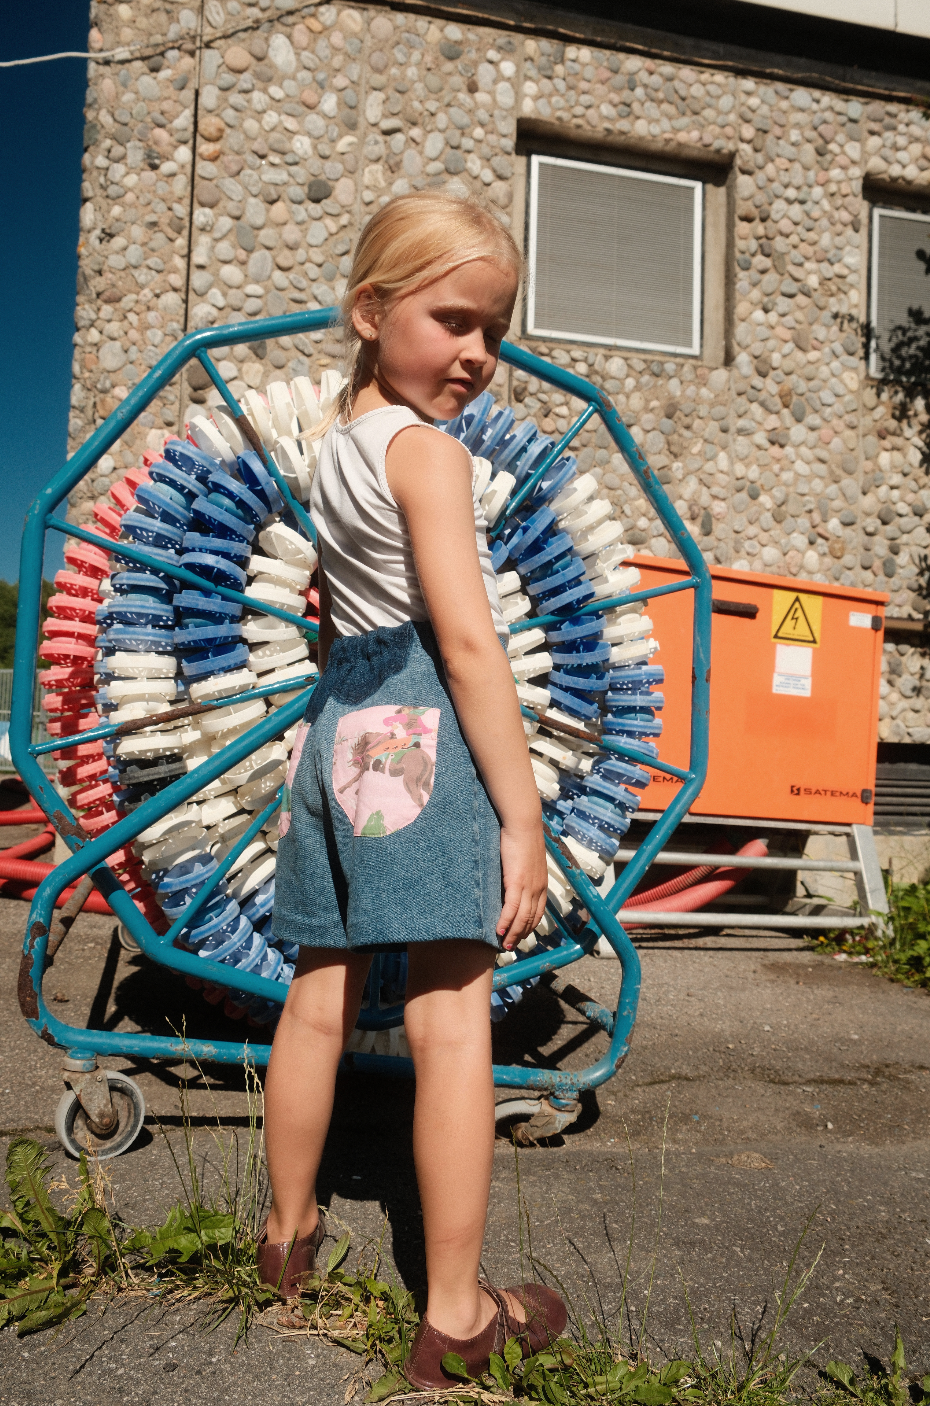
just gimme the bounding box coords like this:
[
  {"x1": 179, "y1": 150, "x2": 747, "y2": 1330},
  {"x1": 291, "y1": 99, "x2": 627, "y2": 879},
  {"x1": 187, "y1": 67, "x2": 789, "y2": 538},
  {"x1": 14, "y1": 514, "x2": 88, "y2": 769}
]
[{"x1": 71, "y1": 0, "x2": 930, "y2": 742}]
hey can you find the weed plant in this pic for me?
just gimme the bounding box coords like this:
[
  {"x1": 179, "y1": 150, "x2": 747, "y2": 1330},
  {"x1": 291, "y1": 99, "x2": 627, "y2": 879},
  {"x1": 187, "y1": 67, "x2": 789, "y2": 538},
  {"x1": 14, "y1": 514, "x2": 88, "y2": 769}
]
[
  {"x1": 0, "y1": 1057, "x2": 275, "y2": 1340},
  {"x1": 822, "y1": 1329, "x2": 930, "y2": 1406},
  {"x1": 277, "y1": 1124, "x2": 833, "y2": 1406},
  {"x1": 810, "y1": 873, "x2": 930, "y2": 990},
  {"x1": 0, "y1": 1138, "x2": 127, "y2": 1334}
]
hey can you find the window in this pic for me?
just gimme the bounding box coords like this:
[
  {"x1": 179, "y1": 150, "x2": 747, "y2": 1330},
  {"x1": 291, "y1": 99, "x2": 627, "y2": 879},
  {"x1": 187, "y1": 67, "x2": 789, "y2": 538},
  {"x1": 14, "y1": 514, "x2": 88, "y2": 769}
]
[
  {"x1": 526, "y1": 153, "x2": 703, "y2": 357},
  {"x1": 869, "y1": 205, "x2": 930, "y2": 375}
]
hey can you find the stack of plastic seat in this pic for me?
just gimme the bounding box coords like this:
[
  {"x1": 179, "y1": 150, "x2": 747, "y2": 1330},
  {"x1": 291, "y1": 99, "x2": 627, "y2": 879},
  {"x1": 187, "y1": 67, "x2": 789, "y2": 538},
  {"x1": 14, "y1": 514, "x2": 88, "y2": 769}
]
[
  {"x1": 94, "y1": 375, "x2": 342, "y2": 1027},
  {"x1": 93, "y1": 460, "x2": 192, "y2": 925},
  {"x1": 344, "y1": 951, "x2": 412, "y2": 1057},
  {"x1": 49, "y1": 369, "x2": 654, "y2": 1034},
  {"x1": 42, "y1": 468, "x2": 169, "y2": 924},
  {"x1": 41, "y1": 541, "x2": 108, "y2": 750},
  {"x1": 126, "y1": 438, "x2": 292, "y2": 1021},
  {"x1": 439, "y1": 393, "x2": 663, "y2": 1020}
]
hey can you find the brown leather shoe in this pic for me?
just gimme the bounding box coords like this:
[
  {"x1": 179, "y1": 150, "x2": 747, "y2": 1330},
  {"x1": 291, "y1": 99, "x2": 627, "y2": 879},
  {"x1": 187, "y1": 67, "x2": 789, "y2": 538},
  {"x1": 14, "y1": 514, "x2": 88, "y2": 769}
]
[
  {"x1": 496, "y1": 1281, "x2": 568, "y2": 1355},
  {"x1": 256, "y1": 1212, "x2": 326, "y2": 1298},
  {"x1": 403, "y1": 1282, "x2": 568, "y2": 1389},
  {"x1": 404, "y1": 1294, "x2": 505, "y2": 1391}
]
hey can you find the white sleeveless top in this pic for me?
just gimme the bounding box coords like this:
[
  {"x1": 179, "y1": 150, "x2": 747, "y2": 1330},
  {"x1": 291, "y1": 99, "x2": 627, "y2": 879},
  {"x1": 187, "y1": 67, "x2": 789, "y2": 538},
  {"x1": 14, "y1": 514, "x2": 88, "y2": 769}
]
[{"x1": 309, "y1": 404, "x2": 508, "y2": 641}]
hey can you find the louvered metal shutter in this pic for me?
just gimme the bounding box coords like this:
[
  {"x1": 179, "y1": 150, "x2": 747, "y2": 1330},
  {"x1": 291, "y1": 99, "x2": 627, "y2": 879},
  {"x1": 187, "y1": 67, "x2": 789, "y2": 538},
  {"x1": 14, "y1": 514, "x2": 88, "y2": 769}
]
[
  {"x1": 527, "y1": 154, "x2": 702, "y2": 356},
  {"x1": 870, "y1": 206, "x2": 930, "y2": 373}
]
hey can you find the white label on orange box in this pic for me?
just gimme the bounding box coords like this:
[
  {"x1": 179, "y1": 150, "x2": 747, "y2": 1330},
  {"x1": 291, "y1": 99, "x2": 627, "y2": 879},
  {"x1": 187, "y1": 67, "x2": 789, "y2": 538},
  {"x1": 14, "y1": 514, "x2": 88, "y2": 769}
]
[
  {"x1": 849, "y1": 611, "x2": 873, "y2": 628},
  {"x1": 773, "y1": 643, "x2": 812, "y2": 697}
]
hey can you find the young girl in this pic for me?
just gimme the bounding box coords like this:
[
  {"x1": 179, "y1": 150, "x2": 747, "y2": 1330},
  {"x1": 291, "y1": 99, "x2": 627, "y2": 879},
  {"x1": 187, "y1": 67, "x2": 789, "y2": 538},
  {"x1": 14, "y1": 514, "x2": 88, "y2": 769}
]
[{"x1": 263, "y1": 193, "x2": 568, "y2": 1386}]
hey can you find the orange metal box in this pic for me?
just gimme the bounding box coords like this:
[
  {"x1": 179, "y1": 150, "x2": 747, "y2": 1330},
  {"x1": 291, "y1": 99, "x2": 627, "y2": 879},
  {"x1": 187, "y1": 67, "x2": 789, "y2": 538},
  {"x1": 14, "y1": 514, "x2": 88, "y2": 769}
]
[{"x1": 631, "y1": 558, "x2": 888, "y2": 825}]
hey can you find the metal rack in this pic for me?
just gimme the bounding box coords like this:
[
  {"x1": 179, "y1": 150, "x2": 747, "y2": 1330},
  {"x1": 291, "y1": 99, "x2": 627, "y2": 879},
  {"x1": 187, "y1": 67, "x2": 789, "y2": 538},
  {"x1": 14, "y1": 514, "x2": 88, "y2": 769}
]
[{"x1": 603, "y1": 817, "x2": 888, "y2": 930}]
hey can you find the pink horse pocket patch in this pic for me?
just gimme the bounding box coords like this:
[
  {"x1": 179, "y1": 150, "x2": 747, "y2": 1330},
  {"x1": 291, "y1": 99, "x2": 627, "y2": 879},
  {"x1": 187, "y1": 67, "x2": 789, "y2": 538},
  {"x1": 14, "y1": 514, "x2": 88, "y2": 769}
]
[{"x1": 332, "y1": 705, "x2": 439, "y2": 837}]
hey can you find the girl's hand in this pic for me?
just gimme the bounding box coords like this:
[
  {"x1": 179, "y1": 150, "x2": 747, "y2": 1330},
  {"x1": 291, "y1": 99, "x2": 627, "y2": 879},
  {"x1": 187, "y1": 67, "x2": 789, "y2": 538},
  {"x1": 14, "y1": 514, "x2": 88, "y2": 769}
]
[{"x1": 497, "y1": 824, "x2": 548, "y2": 950}]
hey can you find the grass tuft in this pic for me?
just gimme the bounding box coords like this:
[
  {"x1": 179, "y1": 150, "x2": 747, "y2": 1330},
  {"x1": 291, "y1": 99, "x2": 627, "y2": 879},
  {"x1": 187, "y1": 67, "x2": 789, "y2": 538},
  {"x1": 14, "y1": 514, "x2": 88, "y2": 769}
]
[
  {"x1": 675, "y1": 1209, "x2": 823, "y2": 1406},
  {"x1": 124, "y1": 1055, "x2": 275, "y2": 1338}
]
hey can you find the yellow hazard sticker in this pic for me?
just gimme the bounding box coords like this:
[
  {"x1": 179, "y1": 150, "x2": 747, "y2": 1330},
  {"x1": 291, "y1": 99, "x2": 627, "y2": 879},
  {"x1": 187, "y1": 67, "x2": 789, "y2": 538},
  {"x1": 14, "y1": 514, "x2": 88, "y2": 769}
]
[{"x1": 771, "y1": 590, "x2": 822, "y2": 646}]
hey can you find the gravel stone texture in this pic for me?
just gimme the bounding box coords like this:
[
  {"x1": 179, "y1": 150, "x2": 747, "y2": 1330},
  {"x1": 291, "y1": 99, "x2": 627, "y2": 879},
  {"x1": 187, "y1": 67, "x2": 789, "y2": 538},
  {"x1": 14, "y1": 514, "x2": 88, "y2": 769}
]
[{"x1": 70, "y1": 2, "x2": 930, "y2": 737}]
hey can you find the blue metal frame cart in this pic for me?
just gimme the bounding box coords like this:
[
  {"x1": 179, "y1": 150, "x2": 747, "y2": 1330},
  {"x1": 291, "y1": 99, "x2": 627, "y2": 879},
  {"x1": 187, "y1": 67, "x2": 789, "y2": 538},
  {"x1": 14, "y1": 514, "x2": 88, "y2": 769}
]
[{"x1": 12, "y1": 307, "x2": 711, "y2": 1155}]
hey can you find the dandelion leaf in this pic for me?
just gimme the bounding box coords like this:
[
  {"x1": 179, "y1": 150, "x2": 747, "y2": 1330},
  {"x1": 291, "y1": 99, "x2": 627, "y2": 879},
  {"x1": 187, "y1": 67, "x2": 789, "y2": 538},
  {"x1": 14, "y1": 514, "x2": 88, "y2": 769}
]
[
  {"x1": 366, "y1": 1369, "x2": 406, "y2": 1402},
  {"x1": 0, "y1": 1277, "x2": 58, "y2": 1329},
  {"x1": 632, "y1": 1382, "x2": 674, "y2": 1405},
  {"x1": 660, "y1": 1361, "x2": 693, "y2": 1385},
  {"x1": 825, "y1": 1361, "x2": 860, "y2": 1395},
  {"x1": 488, "y1": 1352, "x2": 512, "y2": 1392},
  {"x1": 196, "y1": 1212, "x2": 236, "y2": 1246},
  {"x1": 327, "y1": 1232, "x2": 351, "y2": 1274},
  {"x1": 441, "y1": 1351, "x2": 471, "y2": 1380},
  {"x1": 503, "y1": 1336, "x2": 523, "y2": 1371},
  {"x1": 80, "y1": 1207, "x2": 115, "y2": 1274},
  {"x1": 5, "y1": 1140, "x2": 66, "y2": 1252},
  {"x1": 608, "y1": 1360, "x2": 633, "y2": 1389},
  {"x1": 18, "y1": 1291, "x2": 87, "y2": 1337}
]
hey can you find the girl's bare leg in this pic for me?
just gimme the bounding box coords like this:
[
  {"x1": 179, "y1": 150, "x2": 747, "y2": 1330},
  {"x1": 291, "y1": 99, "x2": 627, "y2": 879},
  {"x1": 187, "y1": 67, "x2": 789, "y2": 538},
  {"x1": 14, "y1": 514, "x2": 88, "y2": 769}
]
[
  {"x1": 404, "y1": 940, "x2": 502, "y2": 1340},
  {"x1": 264, "y1": 947, "x2": 372, "y2": 1243}
]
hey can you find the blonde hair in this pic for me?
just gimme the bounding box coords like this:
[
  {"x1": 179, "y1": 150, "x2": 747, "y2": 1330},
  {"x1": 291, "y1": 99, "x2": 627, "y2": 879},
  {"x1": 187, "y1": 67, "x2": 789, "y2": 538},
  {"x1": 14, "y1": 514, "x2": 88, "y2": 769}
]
[{"x1": 317, "y1": 192, "x2": 521, "y2": 431}]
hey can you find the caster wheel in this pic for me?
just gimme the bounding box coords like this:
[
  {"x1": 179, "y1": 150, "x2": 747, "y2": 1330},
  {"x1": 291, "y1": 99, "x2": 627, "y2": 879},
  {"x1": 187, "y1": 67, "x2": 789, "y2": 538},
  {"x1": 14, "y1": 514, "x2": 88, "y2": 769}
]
[
  {"x1": 117, "y1": 923, "x2": 142, "y2": 954},
  {"x1": 54, "y1": 1073, "x2": 146, "y2": 1160}
]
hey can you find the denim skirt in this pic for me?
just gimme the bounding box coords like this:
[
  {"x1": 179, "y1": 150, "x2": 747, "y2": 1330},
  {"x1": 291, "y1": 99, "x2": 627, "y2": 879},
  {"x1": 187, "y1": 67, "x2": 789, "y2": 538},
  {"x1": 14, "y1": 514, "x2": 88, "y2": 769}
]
[{"x1": 272, "y1": 620, "x2": 502, "y2": 951}]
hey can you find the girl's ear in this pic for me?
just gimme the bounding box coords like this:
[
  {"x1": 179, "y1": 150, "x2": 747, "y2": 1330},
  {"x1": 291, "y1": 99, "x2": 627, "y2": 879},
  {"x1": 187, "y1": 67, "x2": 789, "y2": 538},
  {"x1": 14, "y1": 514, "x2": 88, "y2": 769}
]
[{"x1": 352, "y1": 284, "x2": 380, "y2": 342}]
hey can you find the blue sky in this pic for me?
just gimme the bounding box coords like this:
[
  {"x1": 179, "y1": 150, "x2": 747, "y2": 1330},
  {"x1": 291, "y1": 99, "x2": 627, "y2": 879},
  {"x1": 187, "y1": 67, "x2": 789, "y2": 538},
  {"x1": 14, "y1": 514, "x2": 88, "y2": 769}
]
[{"x1": 0, "y1": 3, "x2": 87, "y2": 584}]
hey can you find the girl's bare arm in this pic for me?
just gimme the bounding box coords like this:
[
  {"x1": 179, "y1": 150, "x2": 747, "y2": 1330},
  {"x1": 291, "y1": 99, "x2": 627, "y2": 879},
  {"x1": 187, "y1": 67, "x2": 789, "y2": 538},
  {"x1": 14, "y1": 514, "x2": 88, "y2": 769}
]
[{"x1": 386, "y1": 426, "x2": 547, "y2": 947}]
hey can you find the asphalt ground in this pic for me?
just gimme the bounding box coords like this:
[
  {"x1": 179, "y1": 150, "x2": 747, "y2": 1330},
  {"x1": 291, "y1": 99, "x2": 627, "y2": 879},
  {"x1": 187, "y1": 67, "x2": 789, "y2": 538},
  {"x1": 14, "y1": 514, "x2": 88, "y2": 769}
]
[{"x1": 1, "y1": 820, "x2": 928, "y2": 1405}]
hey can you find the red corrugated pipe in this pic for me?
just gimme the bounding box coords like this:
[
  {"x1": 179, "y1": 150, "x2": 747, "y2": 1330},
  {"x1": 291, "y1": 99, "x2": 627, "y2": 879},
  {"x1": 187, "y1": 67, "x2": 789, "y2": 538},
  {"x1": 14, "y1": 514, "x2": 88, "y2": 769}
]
[
  {"x1": 0, "y1": 824, "x2": 56, "y2": 861},
  {"x1": 621, "y1": 838, "x2": 739, "y2": 907},
  {"x1": 0, "y1": 822, "x2": 114, "y2": 914},
  {"x1": 0, "y1": 856, "x2": 68, "y2": 885},
  {"x1": 619, "y1": 838, "x2": 769, "y2": 925},
  {"x1": 0, "y1": 808, "x2": 48, "y2": 826},
  {"x1": 0, "y1": 868, "x2": 115, "y2": 915}
]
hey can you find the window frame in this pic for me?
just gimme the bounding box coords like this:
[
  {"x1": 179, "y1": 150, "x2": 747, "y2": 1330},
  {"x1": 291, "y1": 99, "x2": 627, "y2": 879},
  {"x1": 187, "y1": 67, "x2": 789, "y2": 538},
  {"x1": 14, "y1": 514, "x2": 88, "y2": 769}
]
[
  {"x1": 868, "y1": 202, "x2": 930, "y2": 377},
  {"x1": 525, "y1": 151, "x2": 704, "y2": 357}
]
